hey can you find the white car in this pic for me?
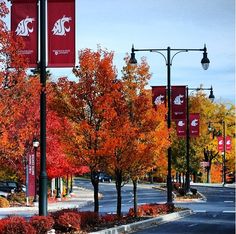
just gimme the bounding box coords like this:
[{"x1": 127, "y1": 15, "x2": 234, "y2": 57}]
[{"x1": 0, "y1": 190, "x2": 9, "y2": 198}]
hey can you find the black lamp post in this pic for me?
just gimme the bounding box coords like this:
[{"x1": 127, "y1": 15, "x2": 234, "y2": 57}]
[
  {"x1": 186, "y1": 87, "x2": 214, "y2": 193},
  {"x1": 33, "y1": 138, "x2": 39, "y2": 202},
  {"x1": 39, "y1": 0, "x2": 48, "y2": 216},
  {"x1": 129, "y1": 44, "x2": 210, "y2": 203},
  {"x1": 208, "y1": 120, "x2": 226, "y2": 185}
]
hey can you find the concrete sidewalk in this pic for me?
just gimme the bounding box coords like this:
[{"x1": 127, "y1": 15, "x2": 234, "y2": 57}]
[
  {"x1": 190, "y1": 182, "x2": 236, "y2": 188},
  {"x1": 0, "y1": 186, "x2": 94, "y2": 219}
]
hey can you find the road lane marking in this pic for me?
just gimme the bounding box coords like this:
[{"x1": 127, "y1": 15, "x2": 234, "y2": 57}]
[
  {"x1": 188, "y1": 223, "x2": 198, "y2": 227},
  {"x1": 224, "y1": 201, "x2": 234, "y2": 203},
  {"x1": 193, "y1": 210, "x2": 206, "y2": 213},
  {"x1": 223, "y1": 211, "x2": 235, "y2": 213}
]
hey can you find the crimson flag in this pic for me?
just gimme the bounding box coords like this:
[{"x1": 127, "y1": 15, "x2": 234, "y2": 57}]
[
  {"x1": 171, "y1": 86, "x2": 186, "y2": 120},
  {"x1": 176, "y1": 119, "x2": 186, "y2": 137},
  {"x1": 11, "y1": 0, "x2": 38, "y2": 67},
  {"x1": 189, "y1": 113, "x2": 200, "y2": 137},
  {"x1": 226, "y1": 136, "x2": 231, "y2": 152},
  {"x1": 218, "y1": 136, "x2": 224, "y2": 152},
  {"x1": 48, "y1": 0, "x2": 75, "y2": 67},
  {"x1": 151, "y1": 86, "x2": 166, "y2": 109}
]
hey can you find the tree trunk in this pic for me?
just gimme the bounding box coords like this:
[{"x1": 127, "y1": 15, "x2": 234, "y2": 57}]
[
  {"x1": 149, "y1": 171, "x2": 153, "y2": 184},
  {"x1": 193, "y1": 172, "x2": 197, "y2": 183},
  {"x1": 91, "y1": 171, "x2": 99, "y2": 213},
  {"x1": 132, "y1": 179, "x2": 138, "y2": 217},
  {"x1": 206, "y1": 167, "x2": 211, "y2": 183},
  {"x1": 115, "y1": 170, "x2": 122, "y2": 217}
]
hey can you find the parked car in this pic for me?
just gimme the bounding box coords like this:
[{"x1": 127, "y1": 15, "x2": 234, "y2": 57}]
[
  {"x1": 98, "y1": 173, "x2": 112, "y2": 183},
  {"x1": 0, "y1": 190, "x2": 9, "y2": 198},
  {"x1": 0, "y1": 181, "x2": 24, "y2": 193}
]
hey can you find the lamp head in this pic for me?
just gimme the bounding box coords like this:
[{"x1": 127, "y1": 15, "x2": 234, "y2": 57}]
[
  {"x1": 201, "y1": 44, "x2": 210, "y2": 70},
  {"x1": 129, "y1": 45, "x2": 137, "y2": 65},
  {"x1": 208, "y1": 86, "x2": 215, "y2": 102},
  {"x1": 33, "y1": 138, "x2": 40, "y2": 148},
  {"x1": 208, "y1": 122, "x2": 212, "y2": 132}
]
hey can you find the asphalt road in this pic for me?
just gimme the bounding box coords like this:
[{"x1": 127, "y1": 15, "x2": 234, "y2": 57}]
[
  {"x1": 75, "y1": 179, "x2": 167, "y2": 214},
  {"x1": 75, "y1": 179, "x2": 235, "y2": 233},
  {"x1": 133, "y1": 212, "x2": 235, "y2": 234}
]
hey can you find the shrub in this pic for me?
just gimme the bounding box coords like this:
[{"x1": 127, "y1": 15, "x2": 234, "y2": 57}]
[
  {"x1": 29, "y1": 215, "x2": 54, "y2": 234},
  {"x1": 178, "y1": 187, "x2": 186, "y2": 196},
  {"x1": 50, "y1": 208, "x2": 78, "y2": 219},
  {"x1": 54, "y1": 211, "x2": 81, "y2": 232},
  {"x1": 0, "y1": 219, "x2": 7, "y2": 233},
  {"x1": 128, "y1": 203, "x2": 175, "y2": 217},
  {"x1": 100, "y1": 214, "x2": 119, "y2": 223},
  {"x1": 79, "y1": 211, "x2": 99, "y2": 228},
  {"x1": 0, "y1": 197, "x2": 10, "y2": 208},
  {"x1": 1, "y1": 216, "x2": 36, "y2": 234},
  {"x1": 190, "y1": 188, "x2": 197, "y2": 195}
]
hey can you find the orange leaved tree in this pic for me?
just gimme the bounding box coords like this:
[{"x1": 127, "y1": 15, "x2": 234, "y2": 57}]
[
  {"x1": 50, "y1": 48, "x2": 119, "y2": 212},
  {"x1": 103, "y1": 56, "x2": 170, "y2": 216}
]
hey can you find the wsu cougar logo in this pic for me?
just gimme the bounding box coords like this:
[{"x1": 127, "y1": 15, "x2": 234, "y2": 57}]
[
  {"x1": 154, "y1": 95, "x2": 164, "y2": 105},
  {"x1": 178, "y1": 120, "x2": 185, "y2": 127},
  {"x1": 52, "y1": 15, "x2": 71, "y2": 36},
  {"x1": 191, "y1": 119, "x2": 198, "y2": 127},
  {"x1": 174, "y1": 94, "x2": 184, "y2": 105},
  {"x1": 15, "y1": 16, "x2": 35, "y2": 36}
]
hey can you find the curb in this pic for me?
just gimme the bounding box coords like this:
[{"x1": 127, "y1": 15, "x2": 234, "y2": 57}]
[{"x1": 89, "y1": 210, "x2": 192, "y2": 234}]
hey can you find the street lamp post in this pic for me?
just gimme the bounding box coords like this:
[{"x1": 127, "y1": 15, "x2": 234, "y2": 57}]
[
  {"x1": 186, "y1": 87, "x2": 214, "y2": 193},
  {"x1": 129, "y1": 45, "x2": 210, "y2": 203},
  {"x1": 33, "y1": 139, "x2": 40, "y2": 202},
  {"x1": 39, "y1": 0, "x2": 47, "y2": 216}
]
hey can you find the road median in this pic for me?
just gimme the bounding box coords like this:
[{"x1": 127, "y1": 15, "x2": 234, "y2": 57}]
[{"x1": 89, "y1": 209, "x2": 192, "y2": 234}]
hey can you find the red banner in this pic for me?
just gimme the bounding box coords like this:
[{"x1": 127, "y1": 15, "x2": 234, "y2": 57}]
[
  {"x1": 217, "y1": 136, "x2": 231, "y2": 152},
  {"x1": 218, "y1": 136, "x2": 224, "y2": 152},
  {"x1": 189, "y1": 113, "x2": 200, "y2": 137},
  {"x1": 48, "y1": 0, "x2": 75, "y2": 67},
  {"x1": 175, "y1": 119, "x2": 186, "y2": 137},
  {"x1": 151, "y1": 86, "x2": 166, "y2": 109},
  {"x1": 11, "y1": 0, "x2": 38, "y2": 67},
  {"x1": 27, "y1": 153, "x2": 35, "y2": 197},
  {"x1": 171, "y1": 86, "x2": 186, "y2": 120},
  {"x1": 226, "y1": 136, "x2": 231, "y2": 151}
]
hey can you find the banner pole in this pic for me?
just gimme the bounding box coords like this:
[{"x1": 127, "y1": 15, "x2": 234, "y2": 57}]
[{"x1": 39, "y1": 0, "x2": 48, "y2": 216}]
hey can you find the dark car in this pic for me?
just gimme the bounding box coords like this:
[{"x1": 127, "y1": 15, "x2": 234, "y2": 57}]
[
  {"x1": 98, "y1": 173, "x2": 112, "y2": 183},
  {"x1": 0, "y1": 181, "x2": 23, "y2": 193}
]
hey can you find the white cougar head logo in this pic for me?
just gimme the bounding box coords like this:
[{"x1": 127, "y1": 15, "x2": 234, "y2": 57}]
[
  {"x1": 52, "y1": 15, "x2": 72, "y2": 36},
  {"x1": 178, "y1": 120, "x2": 185, "y2": 127},
  {"x1": 154, "y1": 95, "x2": 164, "y2": 105},
  {"x1": 191, "y1": 119, "x2": 198, "y2": 127},
  {"x1": 15, "y1": 16, "x2": 34, "y2": 36},
  {"x1": 174, "y1": 94, "x2": 184, "y2": 105}
]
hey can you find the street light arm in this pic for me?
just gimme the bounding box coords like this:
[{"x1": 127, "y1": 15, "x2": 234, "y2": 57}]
[
  {"x1": 170, "y1": 50, "x2": 188, "y2": 65},
  {"x1": 151, "y1": 51, "x2": 167, "y2": 64},
  {"x1": 130, "y1": 45, "x2": 210, "y2": 70}
]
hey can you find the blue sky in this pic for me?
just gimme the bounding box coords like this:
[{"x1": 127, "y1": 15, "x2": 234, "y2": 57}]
[{"x1": 6, "y1": 0, "x2": 236, "y2": 103}]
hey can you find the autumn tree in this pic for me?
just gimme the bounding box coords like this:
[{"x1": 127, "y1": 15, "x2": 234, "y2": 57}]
[
  {"x1": 111, "y1": 56, "x2": 170, "y2": 216},
  {"x1": 50, "y1": 48, "x2": 119, "y2": 212},
  {"x1": 172, "y1": 88, "x2": 235, "y2": 183},
  {"x1": 0, "y1": 2, "x2": 40, "y2": 181},
  {"x1": 172, "y1": 90, "x2": 217, "y2": 183}
]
